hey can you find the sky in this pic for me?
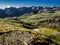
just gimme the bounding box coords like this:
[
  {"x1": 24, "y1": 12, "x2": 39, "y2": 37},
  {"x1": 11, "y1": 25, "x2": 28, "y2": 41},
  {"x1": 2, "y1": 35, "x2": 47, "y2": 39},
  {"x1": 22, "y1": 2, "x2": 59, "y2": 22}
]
[{"x1": 0, "y1": 0, "x2": 60, "y2": 9}]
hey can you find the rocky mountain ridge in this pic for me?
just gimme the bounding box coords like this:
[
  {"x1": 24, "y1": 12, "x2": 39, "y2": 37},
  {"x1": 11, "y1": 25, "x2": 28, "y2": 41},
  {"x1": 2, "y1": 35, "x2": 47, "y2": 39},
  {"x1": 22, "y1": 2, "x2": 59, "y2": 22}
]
[{"x1": 0, "y1": 6, "x2": 60, "y2": 18}]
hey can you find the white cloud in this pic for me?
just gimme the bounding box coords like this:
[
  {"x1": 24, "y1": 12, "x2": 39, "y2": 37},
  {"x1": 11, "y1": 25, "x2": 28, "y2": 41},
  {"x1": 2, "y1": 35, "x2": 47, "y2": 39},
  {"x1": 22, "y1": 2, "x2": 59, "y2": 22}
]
[
  {"x1": 0, "y1": 4, "x2": 11, "y2": 9},
  {"x1": 6, "y1": 5, "x2": 11, "y2": 8}
]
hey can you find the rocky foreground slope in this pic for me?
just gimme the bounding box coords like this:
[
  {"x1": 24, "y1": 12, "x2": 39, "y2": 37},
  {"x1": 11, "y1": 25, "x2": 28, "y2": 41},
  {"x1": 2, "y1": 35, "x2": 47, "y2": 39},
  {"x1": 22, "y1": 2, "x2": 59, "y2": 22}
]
[{"x1": 0, "y1": 30, "x2": 58, "y2": 45}]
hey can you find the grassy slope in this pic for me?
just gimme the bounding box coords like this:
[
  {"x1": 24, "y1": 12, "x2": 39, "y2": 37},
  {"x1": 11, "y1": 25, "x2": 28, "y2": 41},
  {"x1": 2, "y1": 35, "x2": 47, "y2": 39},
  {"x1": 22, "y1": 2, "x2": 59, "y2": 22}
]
[
  {"x1": 0, "y1": 11, "x2": 60, "y2": 44},
  {"x1": 19, "y1": 11, "x2": 60, "y2": 30},
  {"x1": 38, "y1": 27, "x2": 60, "y2": 44},
  {"x1": 0, "y1": 18, "x2": 38, "y2": 34},
  {"x1": 19, "y1": 11, "x2": 60, "y2": 44}
]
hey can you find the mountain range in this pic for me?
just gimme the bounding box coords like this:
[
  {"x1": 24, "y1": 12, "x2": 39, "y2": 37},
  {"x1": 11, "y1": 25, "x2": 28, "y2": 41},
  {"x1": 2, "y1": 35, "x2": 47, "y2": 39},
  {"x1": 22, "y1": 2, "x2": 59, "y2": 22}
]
[{"x1": 0, "y1": 6, "x2": 60, "y2": 18}]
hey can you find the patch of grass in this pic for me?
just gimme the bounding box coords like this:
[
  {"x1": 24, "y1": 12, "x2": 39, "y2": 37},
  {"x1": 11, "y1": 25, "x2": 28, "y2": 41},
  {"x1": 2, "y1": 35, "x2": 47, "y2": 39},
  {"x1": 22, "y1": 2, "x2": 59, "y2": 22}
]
[
  {"x1": 38, "y1": 27, "x2": 60, "y2": 44},
  {"x1": 38, "y1": 27, "x2": 58, "y2": 36}
]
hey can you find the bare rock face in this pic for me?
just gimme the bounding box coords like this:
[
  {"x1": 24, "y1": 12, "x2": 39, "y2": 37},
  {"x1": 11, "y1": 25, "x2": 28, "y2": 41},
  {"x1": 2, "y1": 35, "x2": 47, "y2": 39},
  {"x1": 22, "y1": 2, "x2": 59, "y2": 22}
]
[{"x1": 0, "y1": 31, "x2": 33, "y2": 45}]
